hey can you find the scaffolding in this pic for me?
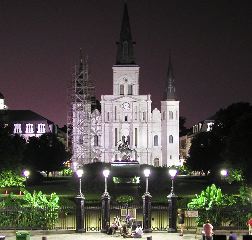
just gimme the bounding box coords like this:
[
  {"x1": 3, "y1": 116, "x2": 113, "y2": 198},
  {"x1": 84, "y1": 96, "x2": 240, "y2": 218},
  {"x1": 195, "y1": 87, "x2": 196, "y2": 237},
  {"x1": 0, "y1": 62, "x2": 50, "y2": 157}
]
[{"x1": 67, "y1": 50, "x2": 95, "y2": 169}]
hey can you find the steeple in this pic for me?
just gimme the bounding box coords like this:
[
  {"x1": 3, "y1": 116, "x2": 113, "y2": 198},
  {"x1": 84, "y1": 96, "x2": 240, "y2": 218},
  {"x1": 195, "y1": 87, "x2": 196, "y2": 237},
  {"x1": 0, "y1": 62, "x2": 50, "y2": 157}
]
[
  {"x1": 79, "y1": 48, "x2": 84, "y2": 74},
  {"x1": 116, "y1": 1, "x2": 136, "y2": 65},
  {"x1": 163, "y1": 54, "x2": 176, "y2": 100}
]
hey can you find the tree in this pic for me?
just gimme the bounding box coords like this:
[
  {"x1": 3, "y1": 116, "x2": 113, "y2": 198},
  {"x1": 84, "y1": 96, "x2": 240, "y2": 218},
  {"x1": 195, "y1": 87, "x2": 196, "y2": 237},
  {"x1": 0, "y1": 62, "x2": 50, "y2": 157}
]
[
  {"x1": 186, "y1": 131, "x2": 223, "y2": 175},
  {"x1": 186, "y1": 102, "x2": 252, "y2": 181},
  {"x1": 212, "y1": 102, "x2": 252, "y2": 138},
  {"x1": 212, "y1": 102, "x2": 252, "y2": 182},
  {"x1": 23, "y1": 133, "x2": 70, "y2": 176},
  {"x1": 224, "y1": 113, "x2": 252, "y2": 182},
  {"x1": 179, "y1": 116, "x2": 188, "y2": 136},
  {"x1": 0, "y1": 125, "x2": 26, "y2": 170}
]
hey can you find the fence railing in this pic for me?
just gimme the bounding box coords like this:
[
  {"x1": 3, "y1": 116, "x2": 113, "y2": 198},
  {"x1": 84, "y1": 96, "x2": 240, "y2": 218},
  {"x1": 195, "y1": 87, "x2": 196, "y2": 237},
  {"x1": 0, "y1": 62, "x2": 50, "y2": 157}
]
[{"x1": 0, "y1": 205, "x2": 250, "y2": 231}]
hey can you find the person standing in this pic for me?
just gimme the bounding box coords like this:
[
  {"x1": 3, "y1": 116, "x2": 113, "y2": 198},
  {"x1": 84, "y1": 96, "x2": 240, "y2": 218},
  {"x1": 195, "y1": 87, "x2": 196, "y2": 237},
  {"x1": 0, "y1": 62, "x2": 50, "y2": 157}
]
[
  {"x1": 178, "y1": 209, "x2": 185, "y2": 236},
  {"x1": 203, "y1": 220, "x2": 214, "y2": 240},
  {"x1": 248, "y1": 218, "x2": 252, "y2": 235}
]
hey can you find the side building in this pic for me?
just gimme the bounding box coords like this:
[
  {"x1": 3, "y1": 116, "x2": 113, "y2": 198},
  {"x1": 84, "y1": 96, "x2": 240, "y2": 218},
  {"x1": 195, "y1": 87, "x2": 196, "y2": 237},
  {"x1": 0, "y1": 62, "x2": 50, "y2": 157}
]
[
  {"x1": 0, "y1": 92, "x2": 57, "y2": 140},
  {"x1": 179, "y1": 119, "x2": 214, "y2": 161}
]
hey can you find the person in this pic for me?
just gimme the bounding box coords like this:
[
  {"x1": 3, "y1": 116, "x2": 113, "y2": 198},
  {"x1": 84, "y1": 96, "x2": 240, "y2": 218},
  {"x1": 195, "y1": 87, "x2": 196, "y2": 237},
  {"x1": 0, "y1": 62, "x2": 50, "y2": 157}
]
[
  {"x1": 132, "y1": 224, "x2": 143, "y2": 238},
  {"x1": 105, "y1": 221, "x2": 110, "y2": 235},
  {"x1": 203, "y1": 220, "x2": 214, "y2": 240},
  {"x1": 248, "y1": 218, "x2": 252, "y2": 235},
  {"x1": 178, "y1": 209, "x2": 185, "y2": 236},
  {"x1": 107, "y1": 217, "x2": 118, "y2": 235},
  {"x1": 228, "y1": 231, "x2": 237, "y2": 240},
  {"x1": 115, "y1": 216, "x2": 122, "y2": 234},
  {"x1": 121, "y1": 223, "x2": 132, "y2": 238}
]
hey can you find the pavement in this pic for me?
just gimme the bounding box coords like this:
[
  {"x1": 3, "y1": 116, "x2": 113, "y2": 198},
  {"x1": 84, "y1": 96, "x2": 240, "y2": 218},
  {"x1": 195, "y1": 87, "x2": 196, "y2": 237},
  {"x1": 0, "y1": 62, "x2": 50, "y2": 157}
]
[{"x1": 0, "y1": 230, "x2": 247, "y2": 240}]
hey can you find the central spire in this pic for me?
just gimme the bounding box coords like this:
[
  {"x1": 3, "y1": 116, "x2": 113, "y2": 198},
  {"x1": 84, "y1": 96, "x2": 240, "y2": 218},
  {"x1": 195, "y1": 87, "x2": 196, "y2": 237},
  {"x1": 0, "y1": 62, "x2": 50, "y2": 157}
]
[
  {"x1": 163, "y1": 54, "x2": 176, "y2": 100},
  {"x1": 116, "y1": 1, "x2": 136, "y2": 65}
]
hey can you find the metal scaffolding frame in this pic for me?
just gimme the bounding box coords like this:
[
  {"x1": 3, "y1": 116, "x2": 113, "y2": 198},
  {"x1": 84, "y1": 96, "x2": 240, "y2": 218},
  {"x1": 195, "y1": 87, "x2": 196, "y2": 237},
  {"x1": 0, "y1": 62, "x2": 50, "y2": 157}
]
[{"x1": 67, "y1": 51, "x2": 95, "y2": 168}]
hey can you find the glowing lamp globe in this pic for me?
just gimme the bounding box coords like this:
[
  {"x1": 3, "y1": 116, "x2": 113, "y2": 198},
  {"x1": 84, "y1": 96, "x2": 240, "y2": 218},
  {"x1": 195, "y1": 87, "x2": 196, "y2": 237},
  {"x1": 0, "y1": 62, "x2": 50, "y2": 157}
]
[
  {"x1": 168, "y1": 169, "x2": 177, "y2": 178},
  {"x1": 23, "y1": 170, "x2": 30, "y2": 178},
  {"x1": 144, "y1": 169, "x2": 151, "y2": 178},
  {"x1": 220, "y1": 169, "x2": 228, "y2": 177},
  {"x1": 103, "y1": 169, "x2": 110, "y2": 178},
  {"x1": 76, "y1": 169, "x2": 84, "y2": 178}
]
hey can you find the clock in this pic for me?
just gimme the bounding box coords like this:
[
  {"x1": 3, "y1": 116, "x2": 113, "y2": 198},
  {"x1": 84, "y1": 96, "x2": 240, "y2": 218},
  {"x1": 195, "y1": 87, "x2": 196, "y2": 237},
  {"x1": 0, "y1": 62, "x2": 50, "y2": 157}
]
[{"x1": 122, "y1": 102, "x2": 130, "y2": 110}]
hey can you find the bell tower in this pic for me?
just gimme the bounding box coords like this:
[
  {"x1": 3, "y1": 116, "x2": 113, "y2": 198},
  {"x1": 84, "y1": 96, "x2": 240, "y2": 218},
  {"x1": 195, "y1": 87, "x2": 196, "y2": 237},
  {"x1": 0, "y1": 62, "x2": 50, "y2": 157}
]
[{"x1": 161, "y1": 55, "x2": 180, "y2": 166}]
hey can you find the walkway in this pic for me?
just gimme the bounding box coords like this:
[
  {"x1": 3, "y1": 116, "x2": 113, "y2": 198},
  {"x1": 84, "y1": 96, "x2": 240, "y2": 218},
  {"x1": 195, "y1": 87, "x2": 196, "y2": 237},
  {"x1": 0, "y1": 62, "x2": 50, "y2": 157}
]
[{"x1": 0, "y1": 231, "x2": 246, "y2": 240}]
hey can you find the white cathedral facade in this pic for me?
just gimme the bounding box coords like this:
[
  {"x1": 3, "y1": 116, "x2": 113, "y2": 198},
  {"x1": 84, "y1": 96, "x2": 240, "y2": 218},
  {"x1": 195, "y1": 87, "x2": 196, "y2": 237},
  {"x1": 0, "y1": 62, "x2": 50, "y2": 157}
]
[{"x1": 72, "y1": 3, "x2": 180, "y2": 167}]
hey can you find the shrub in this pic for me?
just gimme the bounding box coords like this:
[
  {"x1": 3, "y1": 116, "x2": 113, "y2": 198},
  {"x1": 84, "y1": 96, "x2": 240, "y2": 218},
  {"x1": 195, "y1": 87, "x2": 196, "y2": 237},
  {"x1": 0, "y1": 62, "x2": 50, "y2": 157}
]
[
  {"x1": 0, "y1": 170, "x2": 25, "y2": 188},
  {"x1": 0, "y1": 189, "x2": 60, "y2": 229},
  {"x1": 116, "y1": 195, "x2": 134, "y2": 204}
]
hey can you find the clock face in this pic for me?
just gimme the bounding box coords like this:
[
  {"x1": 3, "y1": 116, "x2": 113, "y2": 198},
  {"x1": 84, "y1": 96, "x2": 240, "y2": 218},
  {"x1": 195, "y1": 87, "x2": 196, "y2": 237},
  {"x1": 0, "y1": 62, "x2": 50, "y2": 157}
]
[{"x1": 122, "y1": 102, "x2": 130, "y2": 110}]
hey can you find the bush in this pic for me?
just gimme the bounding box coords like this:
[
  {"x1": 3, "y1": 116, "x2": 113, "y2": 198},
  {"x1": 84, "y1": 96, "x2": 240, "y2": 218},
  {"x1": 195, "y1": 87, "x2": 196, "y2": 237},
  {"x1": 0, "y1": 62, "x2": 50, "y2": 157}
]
[
  {"x1": 0, "y1": 189, "x2": 60, "y2": 229},
  {"x1": 116, "y1": 195, "x2": 134, "y2": 204},
  {"x1": 0, "y1": 170, "x2": 25, "y2": 187}
]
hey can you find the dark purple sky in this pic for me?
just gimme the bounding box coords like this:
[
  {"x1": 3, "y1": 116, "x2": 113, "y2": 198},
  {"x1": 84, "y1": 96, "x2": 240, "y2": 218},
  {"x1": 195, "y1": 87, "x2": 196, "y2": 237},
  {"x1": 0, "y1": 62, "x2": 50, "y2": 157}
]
[{"x1": 1, "y1": 0, "x2": 252, "y2": 127}]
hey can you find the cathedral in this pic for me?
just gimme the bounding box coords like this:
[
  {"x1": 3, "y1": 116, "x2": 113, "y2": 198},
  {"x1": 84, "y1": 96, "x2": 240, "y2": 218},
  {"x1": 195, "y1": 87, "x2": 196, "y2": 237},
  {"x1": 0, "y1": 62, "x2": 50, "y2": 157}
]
[{"x1": 71, "y1": 2, "x2": 180, "y2": 167}]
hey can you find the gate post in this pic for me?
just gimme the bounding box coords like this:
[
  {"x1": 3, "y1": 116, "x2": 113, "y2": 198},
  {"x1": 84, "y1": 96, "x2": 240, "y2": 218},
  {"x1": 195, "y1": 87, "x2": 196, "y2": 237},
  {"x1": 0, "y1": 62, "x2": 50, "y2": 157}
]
[
  {"x1": 167, "y1": 191, "x2": 177, "y2": 232},
  {"x1": 101, "y1": 192, "x2": 111, "y2": 233},
  {"x1": 142, "y1": 192, "x2": 152, "y2": 233},
  {"x1": 75, "y1": 195, "x2": 86, "y2": 233}
]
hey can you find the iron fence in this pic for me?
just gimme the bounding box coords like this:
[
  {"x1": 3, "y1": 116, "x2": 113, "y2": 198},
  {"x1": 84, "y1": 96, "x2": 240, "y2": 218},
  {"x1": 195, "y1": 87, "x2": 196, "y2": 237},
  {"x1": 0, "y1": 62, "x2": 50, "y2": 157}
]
[{"x1": 0, "y1": 205, "x2": 251, "y2": 231}]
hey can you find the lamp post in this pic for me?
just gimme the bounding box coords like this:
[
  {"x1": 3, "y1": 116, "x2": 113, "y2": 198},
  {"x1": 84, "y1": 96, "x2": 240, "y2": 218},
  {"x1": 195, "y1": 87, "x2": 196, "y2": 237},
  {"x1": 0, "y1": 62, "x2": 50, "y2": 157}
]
[
  {"x1": 167, "y1": 168, "x2": 178, "y2": 233},
  {"x1": 142, "y1": 168, "x2": 152, "y2": 233},
  {"x1": 23, "y1": 170, "x2": 30, "y2": 184},
  {"x1": 220, "y1": 169, "x2": 228, "y2": 180},
  {"x1": 75, "y1": 168, "x2": 85, "y2": 233},
  {"x1": 101, "y1": 169, "x2": 111, "y2": 233},
  {"x1": 21, "y1": 169, "x2": 30, "y2": 195}
]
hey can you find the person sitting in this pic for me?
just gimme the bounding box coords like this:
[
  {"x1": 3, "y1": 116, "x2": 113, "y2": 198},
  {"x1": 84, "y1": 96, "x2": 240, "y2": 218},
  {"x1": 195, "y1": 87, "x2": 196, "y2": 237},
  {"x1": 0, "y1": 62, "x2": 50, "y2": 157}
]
[
  {"x1": 107, "y1": 217, "x2": 118, "y2": 235},
  {"x1": 121, "y1": 224, "x2": 132, "y2": 238},
  {"x1": 132, "y1": 224, "x2": 143, "y2": 238},
  {"x1": 115, "y1": 216, "x2": 122, "y2": 234}
]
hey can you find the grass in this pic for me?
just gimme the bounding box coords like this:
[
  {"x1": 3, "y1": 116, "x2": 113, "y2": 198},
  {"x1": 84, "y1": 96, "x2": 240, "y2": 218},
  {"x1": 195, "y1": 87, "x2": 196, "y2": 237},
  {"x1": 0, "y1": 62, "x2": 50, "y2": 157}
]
[{"x1": 0, "y1": 175, "x2": 243, "y2": 206}]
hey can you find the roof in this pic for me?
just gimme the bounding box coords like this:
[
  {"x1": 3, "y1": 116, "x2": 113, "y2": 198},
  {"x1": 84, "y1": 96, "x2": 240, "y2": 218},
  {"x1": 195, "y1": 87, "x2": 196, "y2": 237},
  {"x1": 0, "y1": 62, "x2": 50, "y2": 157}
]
[{"x1": 0, "y1": 110, "x2": 53, "y2": 123}]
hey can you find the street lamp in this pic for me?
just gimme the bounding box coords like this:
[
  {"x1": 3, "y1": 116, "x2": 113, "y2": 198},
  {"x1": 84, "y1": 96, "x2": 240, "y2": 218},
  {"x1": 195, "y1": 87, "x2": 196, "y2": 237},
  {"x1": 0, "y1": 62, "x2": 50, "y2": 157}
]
[
  {"x1": 142, "y1": 168, "x2": 152, "y2": 233},
  {"x1": 75, "y1": 168, "x2": 85, "y2": 233},
  {"x1": 167, "y1": 168, "x2": 178, "y2": 233},
  {"x1": 220, "y1": 169, "x2": 228, "y2": 177},
  {"x1": 76, "y1": 168, "x2": 84, "y2": 197},
  {"x1": 169, "y1": 169, "x2": 177, "y2": 194},
  {"x1": 103, "y1": 169, "x2": 110, "y2": 194},
  {"x1": 21, "y1": 169, "x2": 30, "y2": 195},
  {"x1": 144, "y1": 169, "x2": 151, "y2": 193},
  {"x1": 101, "y1": 169, "x2": 111, "y2": 233},
  {"x1": 23, "y1": 170, "x2": 30, "y2": 179}
]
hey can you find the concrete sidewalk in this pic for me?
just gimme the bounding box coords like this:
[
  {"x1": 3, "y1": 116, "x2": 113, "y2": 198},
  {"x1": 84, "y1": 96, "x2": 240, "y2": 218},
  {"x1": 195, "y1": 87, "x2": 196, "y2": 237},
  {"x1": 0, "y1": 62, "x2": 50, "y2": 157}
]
[{"x1": 0, "y1": 231, "x2": 246, "y2": 240}]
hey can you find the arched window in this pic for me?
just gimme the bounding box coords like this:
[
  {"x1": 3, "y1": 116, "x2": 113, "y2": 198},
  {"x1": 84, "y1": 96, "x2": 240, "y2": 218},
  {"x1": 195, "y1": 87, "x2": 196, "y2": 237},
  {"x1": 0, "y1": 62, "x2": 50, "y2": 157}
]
[
  {"x1": 94, "y1": 135, "x2": 99, "y2": 146},
  {"x1": 154, "y1": 158, "x2": 159, "y2": 167},
  {"x1": 169, "y1": 111, "x2": 173, "y2": 120},
  {"x1": 169, "y1": 135, "x2": 173, "y2": 143},
  {"x1": 154, "y1": 135, "x2": 158, "y2": 146},
  {"x1": 128, "y1": 84, "x2": 133, "y2": 95},
  {"x1": 120, "y1": 84, "x2": 124, "y2": 95}
]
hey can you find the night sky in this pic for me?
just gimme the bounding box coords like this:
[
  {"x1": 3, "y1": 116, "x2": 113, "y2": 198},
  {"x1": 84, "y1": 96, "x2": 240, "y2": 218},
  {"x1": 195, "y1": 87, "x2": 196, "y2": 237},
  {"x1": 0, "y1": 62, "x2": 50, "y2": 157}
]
[{"x1": 1, "y1": 0, "x2": 252, "y2": 127}]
